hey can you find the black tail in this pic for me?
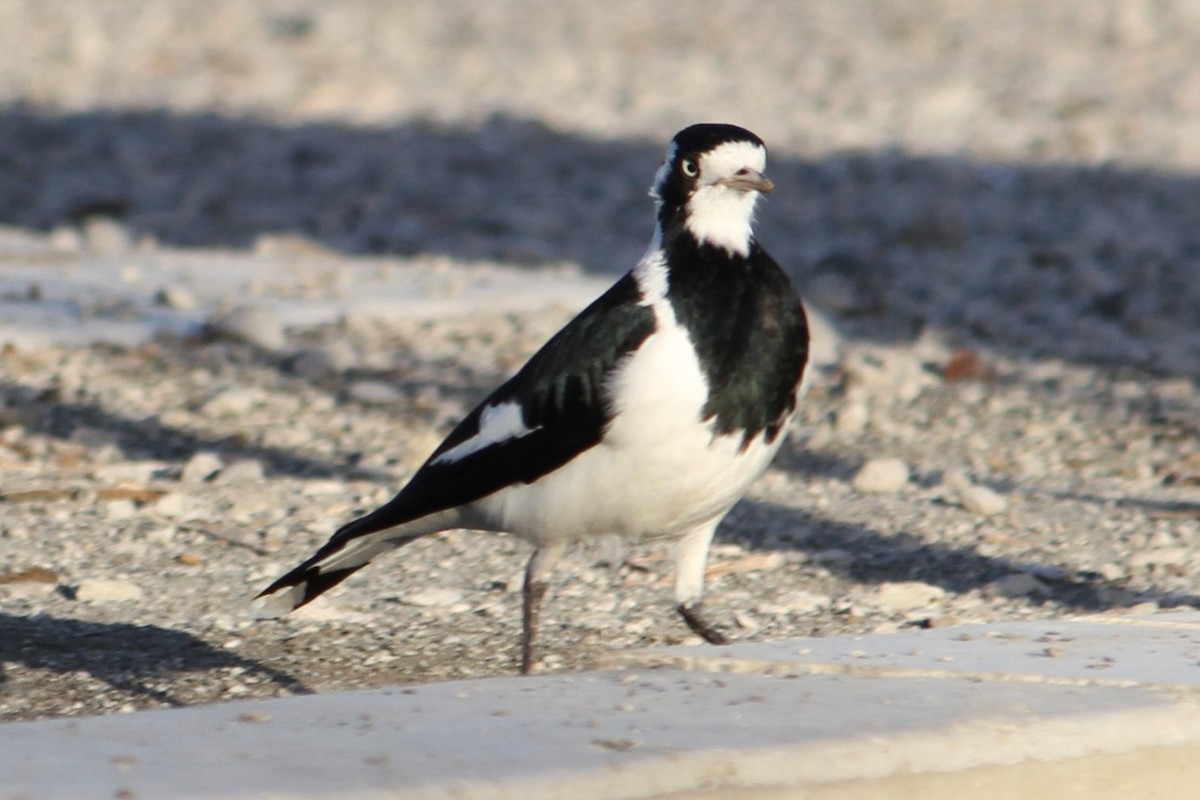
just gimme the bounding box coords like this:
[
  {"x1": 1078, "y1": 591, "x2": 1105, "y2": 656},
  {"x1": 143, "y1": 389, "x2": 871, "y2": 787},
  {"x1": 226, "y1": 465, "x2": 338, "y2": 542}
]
[{"x1": 253, "y1": 510, "x2": 435, "y2": 615}]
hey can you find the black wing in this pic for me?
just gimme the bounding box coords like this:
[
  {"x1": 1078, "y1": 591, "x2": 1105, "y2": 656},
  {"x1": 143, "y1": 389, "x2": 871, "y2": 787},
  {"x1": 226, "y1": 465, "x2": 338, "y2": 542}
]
[{"x1": 328, "y1": 271, "x2": 657, "y2": 543}]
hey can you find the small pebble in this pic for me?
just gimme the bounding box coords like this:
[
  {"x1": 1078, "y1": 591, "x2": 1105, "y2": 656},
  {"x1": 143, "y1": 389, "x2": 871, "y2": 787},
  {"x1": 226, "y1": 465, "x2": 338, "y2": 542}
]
[
  {"x1": 834, "y1": 400, "x2": 869, "y2": 435},
  {"x1": 180, "y1": 452, "x2": 224, "y2": 483},
  {"x1": 214, "y1": 459, "x2": 265, "y2": 485},
  {"x1": 200, "y1": 387, "x2": 263, "y2": 417},
  {"x1": 401, "y1": 588, "x2": 465, "y2": 608},
  {"x1": 83, "y1": 217, "x2": 132, "y2": 254},
  {"x1": 103, "y1": 499, "x2": 139, "y2": 520},
  {"x1": 210, "y1": 306, "x2": 286, "y2": 350},
  {"x1": 733, "y1": 611, "x2": 761, "y2": 632},
  {"x1": 852, "y1": 457, "x2": 910, "y2": 493},
  {"x1": 348, "y1": 380, "x2": 404, "y2": 405},
  {"x1": 149, "y1": 493, "x2": 191, "y2": 519},
  {"x1": 758, "y1": 590, "x2": 832, "y2": 616},
  {"x1": 943, "y1": 470, "x2": 1008, "y2": 515},
  {"x1": 872, "y1": 581, "x2": 946, "y2": 613},
  {"x1": 75, "y1": 579, "x2": 145, "y2": 603},
  {"x1": 959, "y1": 484, "x2": 1009, "y2": 516}
]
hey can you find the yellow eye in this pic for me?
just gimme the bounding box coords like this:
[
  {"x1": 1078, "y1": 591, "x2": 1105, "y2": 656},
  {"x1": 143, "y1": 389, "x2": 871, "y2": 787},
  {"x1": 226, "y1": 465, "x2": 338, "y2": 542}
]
[{"x1": 680, "y1": 159, "x2": 698, "y2": 177}]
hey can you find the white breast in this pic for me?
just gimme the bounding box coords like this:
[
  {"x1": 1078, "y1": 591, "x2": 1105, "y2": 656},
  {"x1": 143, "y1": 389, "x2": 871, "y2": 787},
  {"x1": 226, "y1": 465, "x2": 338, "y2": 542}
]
[{"x1": 465, "y1": 252, "x2": 786, "y2": 546}]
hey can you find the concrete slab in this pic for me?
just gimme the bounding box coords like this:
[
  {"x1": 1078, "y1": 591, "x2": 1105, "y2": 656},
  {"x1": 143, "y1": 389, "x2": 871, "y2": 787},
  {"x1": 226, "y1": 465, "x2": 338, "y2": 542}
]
[
  {"x1": 7, "y1": 612, "x2": 1200, "y2": 799},
  {"x1": 612, "y1": 609, "x2": 1200, "y2": 690}
]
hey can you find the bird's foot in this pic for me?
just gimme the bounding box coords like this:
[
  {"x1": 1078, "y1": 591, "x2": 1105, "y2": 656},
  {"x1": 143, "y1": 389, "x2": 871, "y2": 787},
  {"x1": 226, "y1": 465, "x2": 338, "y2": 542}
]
[{"x1": 676, "y1": 602, "x2": 729, "y2": 645}]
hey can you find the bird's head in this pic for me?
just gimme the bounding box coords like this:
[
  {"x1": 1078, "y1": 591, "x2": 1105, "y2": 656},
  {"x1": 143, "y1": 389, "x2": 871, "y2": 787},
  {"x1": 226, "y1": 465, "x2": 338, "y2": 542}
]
[{"x1": 650, "y1": 123, "x2": 772, "y2": 257}]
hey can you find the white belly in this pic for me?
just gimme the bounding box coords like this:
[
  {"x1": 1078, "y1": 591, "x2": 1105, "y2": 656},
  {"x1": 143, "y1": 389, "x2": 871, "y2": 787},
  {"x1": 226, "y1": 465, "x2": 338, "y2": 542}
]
[{"x1": 466, "y1": 303, "x2": 786, "y2": 546}]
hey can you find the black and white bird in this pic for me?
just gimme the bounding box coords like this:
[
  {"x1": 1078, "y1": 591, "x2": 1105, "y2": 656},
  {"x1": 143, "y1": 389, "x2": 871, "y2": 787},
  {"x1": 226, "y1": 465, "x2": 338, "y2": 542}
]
[{"x1": 255, "y1": 123, "x2": 810, "y2": 673}]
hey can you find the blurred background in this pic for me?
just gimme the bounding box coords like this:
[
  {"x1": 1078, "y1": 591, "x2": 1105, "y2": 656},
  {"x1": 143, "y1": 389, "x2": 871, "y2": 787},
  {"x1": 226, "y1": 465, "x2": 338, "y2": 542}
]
[
  {"x1": 1, "y1": 0, "x2": 1198, "y2": 371},
  {"x1": 3, "y1": 1, "x2": 1199, "y2": 160}
]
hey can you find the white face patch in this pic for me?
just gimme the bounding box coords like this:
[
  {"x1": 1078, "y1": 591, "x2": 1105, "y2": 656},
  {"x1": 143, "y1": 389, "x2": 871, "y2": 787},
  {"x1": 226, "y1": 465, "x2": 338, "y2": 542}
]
[
  {"x1": 685, "y1": 140, "x2": 767, "y2": 257},
  {"x1": 432, "y1": 401, "x2": 534, "y2": 465},
  {"x1": 699, "y1": 140, "x2": 767, "y2": 182}
]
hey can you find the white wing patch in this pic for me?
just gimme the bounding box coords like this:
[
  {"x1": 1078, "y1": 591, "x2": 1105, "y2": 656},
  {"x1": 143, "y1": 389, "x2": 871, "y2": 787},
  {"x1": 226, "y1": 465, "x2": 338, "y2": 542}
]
[{"x1": 432, "y1": 401, "x2": 535, "y2": 465}]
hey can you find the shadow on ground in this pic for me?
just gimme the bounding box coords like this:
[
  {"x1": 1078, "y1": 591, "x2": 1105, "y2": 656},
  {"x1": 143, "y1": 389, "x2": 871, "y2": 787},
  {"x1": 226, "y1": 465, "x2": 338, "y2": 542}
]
[
  {"x1": 724, "y1": 497, "x2": 1200, "y2": 616},
  {"x1": 0, "y1": 612, "x2": 309, "y2": 714},
  {"x1": 1, "y1": 104, "x2": 1198, "y2": 376}
]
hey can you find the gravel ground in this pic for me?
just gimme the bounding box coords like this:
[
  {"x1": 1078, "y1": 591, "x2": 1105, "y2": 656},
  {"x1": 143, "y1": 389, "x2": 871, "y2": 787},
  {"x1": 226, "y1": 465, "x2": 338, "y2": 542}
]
[{"x1": 2, "y1": 0, "x2": 1200, "y2": 721}]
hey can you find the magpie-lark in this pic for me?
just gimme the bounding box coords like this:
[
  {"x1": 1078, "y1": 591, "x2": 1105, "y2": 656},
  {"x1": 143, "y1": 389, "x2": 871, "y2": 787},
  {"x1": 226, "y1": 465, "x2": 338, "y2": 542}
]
[{"x1": 255, "y1": 123, "x2": 810, "y2": 673}]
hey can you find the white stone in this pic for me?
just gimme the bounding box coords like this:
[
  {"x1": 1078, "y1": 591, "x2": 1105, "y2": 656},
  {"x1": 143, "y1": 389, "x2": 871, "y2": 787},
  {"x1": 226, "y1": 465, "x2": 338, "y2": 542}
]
[
  {"x1": 759, "y1": 590, "x2": 832, "y2": 616},
  {"x1": 347, "y1": 380, "x2": 403, "y2": 405},
  {"x1": 733, "y1": 611, "x2": 761, "y2": 632},
  {"x1": 941, "y1": 469, "x2": 972, "y2": 493},
  {"x1": 959, "y1": 484, "x2": 1009, "y2": 516},
  {"x1": 943, "y1": 471, "x2": 1008, "y2": 516},
  {"x1": 103, "y1": 499, "x2": 138, "y2": 520},
  {"x1": 291, "y1": 602, "x2": 371, "y2": 623},
  {"x1": 401, "y1": 588, "x2": 465, "y2": 608},
  {"x1": 181, "y1": 451, "x2": 224, "y2": 483},
  {"x1": 214, "y1": 459, "x2": 265, "y2": 485},
  {"x1": 145, "y1": 526, "x2": 177, "y2": 545},
  {"x1": 227, "y1": 489, "x2": 277, "y2": 519},
  {"x1": 300, "y1": 480, "x2": 347, "y2": 497},
  {"x1": 852, "y1": 457, "x2": 910, "y2": 493},
  {"x1": 210, "y1": 306, "x2": 286, "y2": 350},
  {"x1": 844, "y1": 348, "x2": 936, "y2": 403},
  {"x1": 83, "y1": 217, "x2": 132, "y2": 254},
  {"x1": 0, "y1": 581, "x2": 58, "y2": 600},
  {"x1": 873, "y1": 581, "x2": 947, "y2": 613},
  {"x1": 834, "y1": 400, "x2": 869, "y2": 435},
  {"x1": 201, "y1": 386, "x2": 264, "y2": 417},
  {"x1": 75, "y1": 578, "x2": 144, "y2": 603},
  {"x1": 150, "y1": 492, "x2": 193, "y2": 519},
  {"x1": 93, "y1": 461, "x2": 167, "y2": 484}
]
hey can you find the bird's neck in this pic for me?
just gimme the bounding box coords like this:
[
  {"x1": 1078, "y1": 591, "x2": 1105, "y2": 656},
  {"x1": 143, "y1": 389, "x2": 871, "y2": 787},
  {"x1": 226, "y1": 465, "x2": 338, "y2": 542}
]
[{"x1": 656, "y1": 192, "x2": 758, "y2": 258}]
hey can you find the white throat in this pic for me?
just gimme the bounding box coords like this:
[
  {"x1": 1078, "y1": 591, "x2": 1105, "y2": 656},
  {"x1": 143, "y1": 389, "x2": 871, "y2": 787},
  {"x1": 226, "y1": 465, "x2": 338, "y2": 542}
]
[
  {"x1": 684, "y1": 185, "x2": 759, "y2": 257},
  {"x1": 685, "y1": 140, "x2": 767, "y2": 257}
]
